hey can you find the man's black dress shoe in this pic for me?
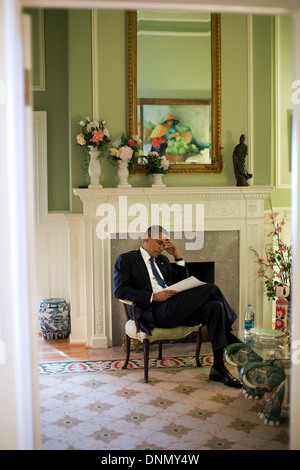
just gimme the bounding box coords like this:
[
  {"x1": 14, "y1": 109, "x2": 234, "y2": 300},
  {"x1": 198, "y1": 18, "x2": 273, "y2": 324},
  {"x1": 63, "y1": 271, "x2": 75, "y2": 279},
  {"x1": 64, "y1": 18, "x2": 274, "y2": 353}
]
[{"x1": 209, "y1": 366, "x2": 243, "y2": 389}]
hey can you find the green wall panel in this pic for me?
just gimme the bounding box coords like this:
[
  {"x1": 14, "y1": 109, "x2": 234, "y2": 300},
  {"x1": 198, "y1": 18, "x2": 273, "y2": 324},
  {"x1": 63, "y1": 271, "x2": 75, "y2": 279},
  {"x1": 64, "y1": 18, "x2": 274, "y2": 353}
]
[{"x1": 33, "y1": 9, "x2": 70, "y2": 212}]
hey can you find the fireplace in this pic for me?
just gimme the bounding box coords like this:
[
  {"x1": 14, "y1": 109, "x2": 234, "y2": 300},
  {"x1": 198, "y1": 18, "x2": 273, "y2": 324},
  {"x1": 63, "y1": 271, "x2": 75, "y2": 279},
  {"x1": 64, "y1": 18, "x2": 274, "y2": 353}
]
[{"x1": 69, "y1": 185, "x2": 273, "y2": 347}]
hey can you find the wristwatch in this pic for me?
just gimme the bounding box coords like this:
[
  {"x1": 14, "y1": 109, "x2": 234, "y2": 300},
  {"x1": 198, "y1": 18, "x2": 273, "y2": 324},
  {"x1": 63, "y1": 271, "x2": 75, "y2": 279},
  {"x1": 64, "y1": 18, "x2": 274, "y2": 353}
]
[{"x1": 175, "y1": 257, "x2": 183, "y2": 261}]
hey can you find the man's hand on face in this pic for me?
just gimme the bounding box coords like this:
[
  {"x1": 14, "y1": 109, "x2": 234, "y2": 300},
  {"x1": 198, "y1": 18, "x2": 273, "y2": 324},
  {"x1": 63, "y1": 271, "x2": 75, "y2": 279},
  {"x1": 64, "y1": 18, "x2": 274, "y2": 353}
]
[{"x1": 163, "y1": 239, "x2": 181, "y2": 259}]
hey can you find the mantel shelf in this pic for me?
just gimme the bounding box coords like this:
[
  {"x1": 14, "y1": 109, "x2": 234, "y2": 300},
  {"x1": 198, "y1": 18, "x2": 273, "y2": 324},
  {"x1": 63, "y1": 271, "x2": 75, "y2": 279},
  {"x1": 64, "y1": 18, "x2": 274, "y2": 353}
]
[{"x1": 73, "y1": 185, "x2": 274, "y2": 201}]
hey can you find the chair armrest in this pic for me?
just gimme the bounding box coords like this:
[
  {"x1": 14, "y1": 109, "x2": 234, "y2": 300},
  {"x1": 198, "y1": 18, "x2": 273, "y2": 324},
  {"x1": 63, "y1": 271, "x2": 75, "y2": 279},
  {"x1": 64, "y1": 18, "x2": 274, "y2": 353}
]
[
  {"x1": 119, "y1": 299, "x2": 135, "y2": 306},
  {"x1": 119, "y1": 299, "x2": 140, "y2": 333}
]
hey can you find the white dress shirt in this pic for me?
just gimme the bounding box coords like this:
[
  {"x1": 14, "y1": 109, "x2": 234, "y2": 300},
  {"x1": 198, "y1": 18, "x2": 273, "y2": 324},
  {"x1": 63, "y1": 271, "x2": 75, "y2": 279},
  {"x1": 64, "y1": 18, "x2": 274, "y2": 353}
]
[{"x1": 139, "y1": 247, "x2": 185, "y2": 299}]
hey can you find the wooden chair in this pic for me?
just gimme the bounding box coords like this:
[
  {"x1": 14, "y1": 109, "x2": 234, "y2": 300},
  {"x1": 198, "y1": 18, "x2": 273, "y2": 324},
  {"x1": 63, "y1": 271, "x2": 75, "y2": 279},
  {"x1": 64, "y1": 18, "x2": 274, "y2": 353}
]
[{"x1": 119, "y1": 299, "x2": 203, "y2": 382}]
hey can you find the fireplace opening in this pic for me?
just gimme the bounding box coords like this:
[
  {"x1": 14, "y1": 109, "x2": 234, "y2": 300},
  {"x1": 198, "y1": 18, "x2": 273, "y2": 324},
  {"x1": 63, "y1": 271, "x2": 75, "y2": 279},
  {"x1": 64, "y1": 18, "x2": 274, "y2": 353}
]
[
  {"x1": 171, "y1": 261, "x2": 214, "y2": 284},
  {"x1": 185, "y1": 261, "x2": 214, "y2": 284}
]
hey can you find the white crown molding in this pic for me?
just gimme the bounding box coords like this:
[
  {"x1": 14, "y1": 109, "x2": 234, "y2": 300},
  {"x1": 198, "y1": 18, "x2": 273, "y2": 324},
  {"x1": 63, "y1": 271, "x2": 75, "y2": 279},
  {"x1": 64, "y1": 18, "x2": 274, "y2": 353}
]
[{"x1": 18, "y1": 0, "x2": 300, "y2": 16}]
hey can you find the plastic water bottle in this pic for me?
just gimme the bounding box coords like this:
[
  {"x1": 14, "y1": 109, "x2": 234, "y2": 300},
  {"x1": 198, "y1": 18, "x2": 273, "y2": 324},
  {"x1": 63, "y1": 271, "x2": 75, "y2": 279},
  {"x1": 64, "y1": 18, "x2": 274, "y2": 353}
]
[{"x1": 244, "y1": 304, "x2": 255, "y2": 332}]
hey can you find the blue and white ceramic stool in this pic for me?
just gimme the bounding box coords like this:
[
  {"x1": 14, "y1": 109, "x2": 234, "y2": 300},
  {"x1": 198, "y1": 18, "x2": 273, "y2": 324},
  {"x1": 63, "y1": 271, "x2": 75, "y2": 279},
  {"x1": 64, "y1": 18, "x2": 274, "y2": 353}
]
[{"x1": 39, "y1": 298, "x2": 70, "y2": 340}]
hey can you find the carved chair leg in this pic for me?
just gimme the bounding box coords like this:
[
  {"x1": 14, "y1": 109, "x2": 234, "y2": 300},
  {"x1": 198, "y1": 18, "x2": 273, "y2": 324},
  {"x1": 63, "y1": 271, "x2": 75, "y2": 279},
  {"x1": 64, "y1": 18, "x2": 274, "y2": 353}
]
[
  {"x1": 158, "y1": 340, "x2": 163, "y2": 360},
  {"x1": 143, "y1": 339, "x2": 150, "y2": 383},
  {"x1": 122, "y1": 334, "x2": 131, "y2": 369},
  {"x1": 195, "y1": 327, "x2": 203, "y2": 367}
]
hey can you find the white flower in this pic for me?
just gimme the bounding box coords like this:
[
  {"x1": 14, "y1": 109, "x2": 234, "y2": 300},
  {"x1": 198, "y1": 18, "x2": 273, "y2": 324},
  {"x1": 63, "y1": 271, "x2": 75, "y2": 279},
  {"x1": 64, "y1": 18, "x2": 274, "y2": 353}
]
[
  {"x1": 160, "y1": 156, "x2": 170, "y2": 170},
  {"x1": 132, "y1": 135, "x2": 142, "y2": 144},
  {"x1": 79, "y1": 120, "x2": 85, "y2": 126},
  {"x1": 109, "y1": 147, "x2": 120, "y2": 157},
  {"x1": 112, "y1": 139, "x2": 122, "y2": 149},
  {"x1": 87, "y1": 120, "x2": 99, "y2": 132},
  {"x1": 85, "y1": 116, "x2": 91, "y2": 122},
  {"x1": 103, "y1": 128, "x2": 110, "y2": 138}
]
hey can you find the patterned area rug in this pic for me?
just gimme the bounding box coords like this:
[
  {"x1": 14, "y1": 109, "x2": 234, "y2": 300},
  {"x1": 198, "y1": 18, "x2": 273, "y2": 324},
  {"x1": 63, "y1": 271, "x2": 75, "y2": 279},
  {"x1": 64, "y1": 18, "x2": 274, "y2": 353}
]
[
  {"x1": 38, "y1": 355, "x2": 212, "y2": 375},
  {"x1": 39, "y1": 355, "x2": 289, "y2": 451}
]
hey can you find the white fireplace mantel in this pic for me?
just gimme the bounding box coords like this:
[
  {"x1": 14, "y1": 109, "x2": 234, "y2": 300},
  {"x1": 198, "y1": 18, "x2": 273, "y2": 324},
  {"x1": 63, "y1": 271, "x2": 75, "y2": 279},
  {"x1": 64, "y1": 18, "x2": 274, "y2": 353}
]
[{"x1": 67, "y1": 186, "x2": 274, "y2": 348}]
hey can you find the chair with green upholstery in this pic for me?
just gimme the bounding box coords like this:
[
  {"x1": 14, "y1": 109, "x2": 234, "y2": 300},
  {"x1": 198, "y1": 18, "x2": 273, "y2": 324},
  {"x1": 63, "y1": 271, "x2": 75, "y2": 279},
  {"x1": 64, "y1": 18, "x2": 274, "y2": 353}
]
[{"x1": 119, "y1": 299, "x2": 203, "y2": 382}]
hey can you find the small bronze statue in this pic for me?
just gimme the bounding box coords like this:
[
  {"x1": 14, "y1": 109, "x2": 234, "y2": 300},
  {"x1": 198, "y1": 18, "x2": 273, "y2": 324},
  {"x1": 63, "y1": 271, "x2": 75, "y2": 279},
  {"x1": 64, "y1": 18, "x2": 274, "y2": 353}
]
[{"x1": 232, "y1": 134, "x2": 252, "y2": 186}]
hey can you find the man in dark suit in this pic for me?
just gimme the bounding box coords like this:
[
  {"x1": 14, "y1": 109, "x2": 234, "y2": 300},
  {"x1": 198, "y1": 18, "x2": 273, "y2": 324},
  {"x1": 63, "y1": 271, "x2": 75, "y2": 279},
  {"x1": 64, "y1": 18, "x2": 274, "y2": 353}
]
[{"x1": 113, "y1": 225, "x2": 242, "y2": 388}]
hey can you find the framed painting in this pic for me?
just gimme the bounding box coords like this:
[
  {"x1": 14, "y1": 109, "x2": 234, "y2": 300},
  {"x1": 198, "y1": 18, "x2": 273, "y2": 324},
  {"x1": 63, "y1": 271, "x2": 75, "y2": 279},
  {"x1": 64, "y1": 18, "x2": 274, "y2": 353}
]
[{"x1": 136, "y1": 98, "x2": 213, "y2": 173}]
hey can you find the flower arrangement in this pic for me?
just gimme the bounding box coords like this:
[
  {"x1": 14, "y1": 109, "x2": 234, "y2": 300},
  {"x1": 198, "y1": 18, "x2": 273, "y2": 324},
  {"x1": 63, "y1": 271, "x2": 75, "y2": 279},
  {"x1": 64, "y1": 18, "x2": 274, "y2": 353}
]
[
  {"x1": 144, "y1": 151, "x2": 172, "y2": 175},
  {"x1": 76, "y1": 117, "x2": 110, "y2": 150},
  {"x1": 109, "y1": 134, "x2": 143, "y2": 167},
  {"x1": 252, "y1": 202, "x2": 292, "y2": 301},
  {"x1": 76, "y1": 117, "x2": 111, "y2": 184}
]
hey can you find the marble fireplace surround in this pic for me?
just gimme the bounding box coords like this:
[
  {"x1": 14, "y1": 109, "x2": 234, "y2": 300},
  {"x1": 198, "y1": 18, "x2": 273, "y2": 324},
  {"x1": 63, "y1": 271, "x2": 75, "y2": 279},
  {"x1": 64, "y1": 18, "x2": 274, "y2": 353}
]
[{"x1": 71, "y1": 186, "x2": 273, "y2": 348}]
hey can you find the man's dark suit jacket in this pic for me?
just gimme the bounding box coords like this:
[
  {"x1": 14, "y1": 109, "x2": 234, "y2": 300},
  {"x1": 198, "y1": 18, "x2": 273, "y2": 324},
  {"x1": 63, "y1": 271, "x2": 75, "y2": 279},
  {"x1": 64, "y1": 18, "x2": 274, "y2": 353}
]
[{"x1": 113, "y1": 249, "x2": 188, "y2": 334}]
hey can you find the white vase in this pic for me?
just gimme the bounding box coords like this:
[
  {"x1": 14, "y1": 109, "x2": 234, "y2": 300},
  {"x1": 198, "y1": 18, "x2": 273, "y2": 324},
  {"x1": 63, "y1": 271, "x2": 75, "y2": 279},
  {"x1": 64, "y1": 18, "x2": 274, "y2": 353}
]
[
  {"x1": 117, "y1": 159, "x2": 132, "y2": 187},
  {"x1": 152, "y1": 173, "x2": 165, "y2": 187},
  {"x1": 88, "y1": 146, "x2": 102, "y2": 188}
]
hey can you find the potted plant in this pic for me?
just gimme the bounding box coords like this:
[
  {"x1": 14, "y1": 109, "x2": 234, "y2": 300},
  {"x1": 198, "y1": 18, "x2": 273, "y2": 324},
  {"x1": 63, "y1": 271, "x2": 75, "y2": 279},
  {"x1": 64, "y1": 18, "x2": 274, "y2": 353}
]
[
  {"x1": 143, "y1": 151, "x2": 172, "y2": 187},
  {"x1": 76, "y1": 116, "x2": 110, "y2": 187},
  {"x1": 109, "y1": 134, "x2": 143, "y2": 187}
]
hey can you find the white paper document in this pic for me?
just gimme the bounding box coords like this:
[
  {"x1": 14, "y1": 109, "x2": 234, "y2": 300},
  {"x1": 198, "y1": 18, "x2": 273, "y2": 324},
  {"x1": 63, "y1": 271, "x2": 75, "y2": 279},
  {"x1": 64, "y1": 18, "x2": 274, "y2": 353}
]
[{"x1": 164, "y1": 276, "x2": 206, "y2": 292}]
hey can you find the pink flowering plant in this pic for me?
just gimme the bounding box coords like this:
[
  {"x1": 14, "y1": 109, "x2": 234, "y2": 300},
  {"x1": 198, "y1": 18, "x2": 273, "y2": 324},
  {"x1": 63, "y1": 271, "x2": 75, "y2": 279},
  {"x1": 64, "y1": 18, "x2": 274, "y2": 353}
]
[
  {"x1": 76, "y1": 117, "x2": 111, "y2": 183},
  {"x1": 252, "y1": 202, "x2": 292, "y2": 301},
  {"x1": 144, "y1": 151, "x2": 172, "y2": 175},
  {"x1": 109, "y1": 134, "x2": 143, "y2": 170}
]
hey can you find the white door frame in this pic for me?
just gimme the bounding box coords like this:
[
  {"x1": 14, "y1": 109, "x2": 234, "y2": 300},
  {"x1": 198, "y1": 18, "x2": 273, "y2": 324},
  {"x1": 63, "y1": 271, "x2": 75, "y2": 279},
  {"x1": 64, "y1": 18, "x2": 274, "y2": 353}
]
[{"x1": 2, "y1": 0, "x2": 299, "y2": 449}]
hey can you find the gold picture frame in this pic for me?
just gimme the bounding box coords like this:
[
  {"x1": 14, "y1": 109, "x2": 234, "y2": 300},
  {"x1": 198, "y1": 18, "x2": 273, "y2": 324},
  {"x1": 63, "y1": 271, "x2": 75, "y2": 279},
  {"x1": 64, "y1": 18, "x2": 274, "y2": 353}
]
[{"x1": 126, "y1": 12, "x2": 224, "y2": 174}]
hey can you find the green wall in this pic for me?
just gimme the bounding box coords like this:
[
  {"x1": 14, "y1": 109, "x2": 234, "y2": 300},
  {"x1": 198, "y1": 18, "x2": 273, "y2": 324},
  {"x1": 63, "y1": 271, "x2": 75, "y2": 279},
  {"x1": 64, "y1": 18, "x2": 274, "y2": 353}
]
[
  {"x1": 68, "y1": 10, "x2": 93, "y2": 213},
  {"x1": 30, "y1": 9, "x2": 291, "y2": 213},
  {"x1": 32, "y1": 9, "x2": 69, "y2": 211},
  {"x1": 253, "y1": 15, "x2": 274, "y2": 188}
]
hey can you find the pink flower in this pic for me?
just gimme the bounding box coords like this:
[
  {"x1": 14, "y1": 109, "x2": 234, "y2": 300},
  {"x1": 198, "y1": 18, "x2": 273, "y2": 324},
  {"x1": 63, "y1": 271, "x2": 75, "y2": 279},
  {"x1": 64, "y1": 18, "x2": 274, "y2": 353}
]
[
  {"x1": 119, "y1": 145, "x2": 133, "y2": 161},
  {"x1": 91, "y1": 130, "x2": 104, "y2": 144},
  {"x1": 149, "y1": 151, "x2": 159, "y2": 157},
  {"x1": 127, "y1": 139, "x2": 135, "y2": 147}
]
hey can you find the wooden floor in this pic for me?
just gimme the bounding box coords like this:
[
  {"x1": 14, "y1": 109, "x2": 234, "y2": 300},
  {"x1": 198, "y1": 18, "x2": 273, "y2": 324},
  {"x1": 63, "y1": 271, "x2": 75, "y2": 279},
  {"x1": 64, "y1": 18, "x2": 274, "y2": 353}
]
[
  {"x1": 37, "y1": 334, "x2": 212, "y2": 363},
  {"x1": 38, "y1": 335, "x2": 91, "y2": 362}
]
